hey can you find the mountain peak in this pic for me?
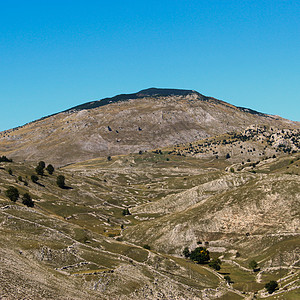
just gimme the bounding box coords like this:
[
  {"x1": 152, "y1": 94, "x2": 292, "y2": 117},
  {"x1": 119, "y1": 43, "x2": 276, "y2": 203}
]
[
  {"x1": 64, "y1": 87, "x2": 200, "y2": 113},
  {"x1": 136, "y1": 88, "x2": 198, "y2": 97}
]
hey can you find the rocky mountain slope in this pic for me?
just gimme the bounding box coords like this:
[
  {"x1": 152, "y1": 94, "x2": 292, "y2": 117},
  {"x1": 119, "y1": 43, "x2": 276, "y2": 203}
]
[
  {"x1": 0, "y1": 89, "x2": 299, "y2": 299},
  {"x1": 0, "y1": 88, "x2": 299, "y2": 166},
  {"x1": 0, "y1": 126, "x2": 299, "y2": 299}
]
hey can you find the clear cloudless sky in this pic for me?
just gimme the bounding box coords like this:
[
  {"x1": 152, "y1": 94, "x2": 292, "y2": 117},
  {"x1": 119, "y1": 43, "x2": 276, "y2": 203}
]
[{"x1": 0, "y1": 0, "x2": 299, "y2": 131}]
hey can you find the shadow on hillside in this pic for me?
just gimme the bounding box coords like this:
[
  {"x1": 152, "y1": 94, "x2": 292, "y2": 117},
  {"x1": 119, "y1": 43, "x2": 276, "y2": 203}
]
[
  {"x1": 219, "y1": 272, "x2": 230, "y2": 275},
  {"x1": 62, "y1": 186, "x2": 73, "y2": 190}
]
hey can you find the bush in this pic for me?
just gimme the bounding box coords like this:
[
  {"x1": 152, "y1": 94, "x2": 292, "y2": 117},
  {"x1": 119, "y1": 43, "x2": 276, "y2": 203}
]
[
  {"x1": 31, "y1": 174, "x2": 39, "y2": 183},
  {"x1": 265, "y1": 280, "x2": 278, "y2": 294},
  {"x1": 38, "y1": 161, "x2": 46, "y2": 169},
  {"x1": 5, "y1": 186, "x2": 19, "y2": 202},
  {"x1": 22, "y1": 193, "x2": 34, "y2": 207},
  {"x1": 35, "y1": 164, "x2": 44, "y2": 176},
  {"x1": 190, "y1": 247, "x2": 210, "y2": 264},
  {"x1": 46, "y1": 164, "x2": 54, "y2": 175},
  {"x1": 56, "y1": 175, "x2": 65, "y2": 188},
  {"x1": 8, "y1": 168, "x2": 13, "y2": 175},
  {"x1": 0, "y1": 156, "x2": 12, "y2": 162},
  {"x1": 122, "y1": 208, "x2": 131, "y2": 216},
  {"x1": 224, "y1": 275, "x2": 232, "y2": 284},
  {"x1": 143, "y1": 244, "x2": 151, "y2": 250},
  {"x1": 183, "y1": 247, "x2": 190, "y2": 258},
  {"x1": 249, "y1": 260, "x2": 258, "y2": 271},
  {"x1": 225, "y1": 153, "x2": 230, "y2": 159},
  {"x1": 209, "y1": 258, "x2": 221, "y2": 271},
  {"x1": 18, "y1": 176, "x2": 23, "y2": 182}
]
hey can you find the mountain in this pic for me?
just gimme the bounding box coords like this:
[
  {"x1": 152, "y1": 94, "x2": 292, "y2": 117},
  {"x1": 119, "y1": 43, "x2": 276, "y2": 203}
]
[
  {"x1": 0, "y1": 139, "x2": 299, "y2": 299},
  {"x1": 0, "y1": 88, "x2": 299, "y2": 166},
  {"x1": 0, "y1": 95, "x2": 299, "y2": 298}
]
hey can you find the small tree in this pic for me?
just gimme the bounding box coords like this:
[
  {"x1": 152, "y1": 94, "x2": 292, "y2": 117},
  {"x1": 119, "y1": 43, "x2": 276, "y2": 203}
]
[
  {"x1": 265, "y1": 280, "x2": 278, "y2": 294},
  {"x1": 8, "y1": 168, "x2": 13, "y2": 175},
  {"x1": 249, "y1": 260, "x2": 258, "y2": 271},
  {"x1": 190, "y1": 247, "x2": 210, "y2": 264},
  {"x1": 107, "y1": 156, "x2": 112, "y2": 161},
  {"x1": 31, "y1": 174, "x2": 39, "y2": 183},
  {"x1": 38, "y1": 161, "x2": 46, "y2": 169},
  {"x1": 0, "y1": 155, "x2": 12, "y2": 162},
  {"x1": 22, "y1": 193, "x2": 34, "y2": 207},
  {"x1": 56, "y1": 175, "x2": 65, "y2": 188},
  {"x1": 35, "y1": 164, "x2": 44, "y2": 176},
  {"x1": 183, "y1": 247, "x2": 190, "y2": 258},
  {"x1": 46, "y1": 164, "x2": 54, "y2": 175},
  {"x1": 122, "y1": 208, "x2": 131, "y2": 216},
  {"x1": 225, "y1": 153, "x2": 231, "y2": 159},
  {"x1": 224, "y1": 275, "x2": 232, "y2": 284},
  {"x1": 5, "y1": 186, "x2": 19, "y2": 202},
  {"x1": 143, "y1": 244, "x2": 151, "y2": 250},
  {"x1": 209, "y1": 258, "x2": 221, "y2": 271}
]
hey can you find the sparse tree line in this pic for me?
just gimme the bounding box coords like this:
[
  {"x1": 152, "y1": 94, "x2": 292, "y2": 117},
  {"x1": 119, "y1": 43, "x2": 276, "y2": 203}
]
[
  {"x1": 183, "y1": 246, "x2": 278, "y2": 293},
  {"x1": 3, "y1": 158, "x2": 68, "y2": 208},
  {"x1": 5, "y1": 186, "x2": 34, "y2": 207},
  {"x1": 0, "y1": 155, "x2": 13, "y2": 162}
]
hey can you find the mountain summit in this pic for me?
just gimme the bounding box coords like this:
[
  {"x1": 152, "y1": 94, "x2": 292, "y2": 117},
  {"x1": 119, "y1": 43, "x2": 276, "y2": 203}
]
[
  {"x1": 0, "y1": 88, "x2": 299, "y2": 165},
  {"x1": 64, "y1": 88, "x2": 201, "y2": 113}
]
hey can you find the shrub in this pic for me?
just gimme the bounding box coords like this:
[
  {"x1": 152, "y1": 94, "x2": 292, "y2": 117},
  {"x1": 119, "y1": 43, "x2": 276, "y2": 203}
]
[
  {"x1": 122, "y1": 208, "x2": 131, "y2": 216},
  {"x1": 38, "y1": 161, "x2": 46, "y2": 169},
  {"x1": 5, "y1": 186, "x2": 19, "y2": 202},
  {"x1": 18, "y1": 176, "x2": 23, "y2": 182},
  {"x1": 35, "y1": 164, "x2": 44, "y2": 176},
  {"x1": 249, "y1": 260, "x2": 258, "y2": 271},
  {"x1": 190, "y1": 247, "x2": 210, "y2": 264},
  {"x1": 46, "y1": 164, "x2": 54, "y2": 175},
  {"x1": 143, "y1": 244, "x2": 151, "y2": 250},
  {"x1": 224, "y1": 275, "x2": 232, "y2": 284},
  {"x1": 31, "y1": 174, "x2": 39, "y2": 183},
  {"x1": 8, "y1": 168, "x2": 13, "y2": 175},
  {"x1": 209, "y1": 258, "x2": 221, "y2": 270},
  {"x1": 225, "y1": 153, "x2": 230, "y2": 159},
  {"x1": 265, "y1": 280, "x2": 278, "y2": 294},
  {"x1": 22, "y1": 193, "x2": 34, "y2": 207},
  {"x1": 56, "y1": 175, "x2": 65, "y2": 188},
  {"x1": 183, "y1": 247, "x2": 190, "y2": 258},
  {"x1": 0, "y1": 156, "x2": 12, "y2": 162}
]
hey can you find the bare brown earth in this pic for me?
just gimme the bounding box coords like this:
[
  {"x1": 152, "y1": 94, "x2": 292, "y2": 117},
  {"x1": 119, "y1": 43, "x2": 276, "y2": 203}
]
[{"x1": 0, "y1": 89, "x2": 299, "y2": 166}]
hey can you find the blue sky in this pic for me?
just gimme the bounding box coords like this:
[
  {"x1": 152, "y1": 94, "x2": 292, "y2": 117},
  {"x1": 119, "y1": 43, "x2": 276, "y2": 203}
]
[{"x1": 0, "y1": 0, "x2": 299, "y2": 131}]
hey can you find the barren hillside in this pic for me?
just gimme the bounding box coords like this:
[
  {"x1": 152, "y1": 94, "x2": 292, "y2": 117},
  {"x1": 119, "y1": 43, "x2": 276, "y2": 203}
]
[{"x1": 1, "y1": 88, "x2": 299, "y2": 166}]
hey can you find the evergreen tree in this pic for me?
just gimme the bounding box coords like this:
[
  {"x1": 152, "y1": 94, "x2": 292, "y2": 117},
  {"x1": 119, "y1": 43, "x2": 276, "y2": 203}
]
[
  {"x1": 56, "y1": 175, "x2": 65, "y2": 188},
  {"x1": 35, "y1": 164, "x2": 44, "y2": 176},
  {"x1": 190, "y1": 247, "x2": 210, "y2": 264},
  {"x1": 5, "y1": 186, "x2": 19, "y2": 202},
  {"x1": 31, "y1": 174, "x2": 39, "y2": 183},
  {"x1": 46, "y1": 164, "x2": 54, "y2": 175},
  {"x1": 209, "y1": 258, "x2": 221, "y2": 270},
  {"x1": 183, "y1": 247, "x2": 190, "y2": 258},
  {"x1": 265, "y1": 281, "x2": 278, "y2": 294},
  {"x1": 22, "y1": 193, "x2": 34, "y2": 207},
  {"x1": 249, "y1": 260, "x2": 258, "y2": 271}
]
